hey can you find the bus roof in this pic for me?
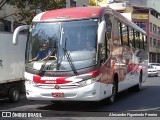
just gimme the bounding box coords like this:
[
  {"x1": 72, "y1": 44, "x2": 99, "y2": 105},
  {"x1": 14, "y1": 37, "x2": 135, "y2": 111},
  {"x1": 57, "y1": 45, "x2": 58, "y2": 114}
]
[{"x1": 33, "y1": 7, "x2": 104, "y2": 22}]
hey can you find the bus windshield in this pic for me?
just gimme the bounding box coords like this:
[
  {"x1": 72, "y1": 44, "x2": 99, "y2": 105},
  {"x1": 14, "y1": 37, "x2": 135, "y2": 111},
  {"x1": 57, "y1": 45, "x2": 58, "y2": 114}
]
[{"x1": 26, "y1": 19, "x2": 98, "y2": 71}]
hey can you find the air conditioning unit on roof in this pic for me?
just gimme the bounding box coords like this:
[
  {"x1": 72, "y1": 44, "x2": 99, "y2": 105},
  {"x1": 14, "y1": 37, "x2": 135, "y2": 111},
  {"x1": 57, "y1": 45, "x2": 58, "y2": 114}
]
[{"x1": 107, "y1": 2, "x2": 126, "y2": 10}]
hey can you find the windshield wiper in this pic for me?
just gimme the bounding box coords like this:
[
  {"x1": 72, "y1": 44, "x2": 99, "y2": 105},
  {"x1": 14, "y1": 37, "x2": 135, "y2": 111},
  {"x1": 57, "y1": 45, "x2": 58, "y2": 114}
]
[
  {"x1": 63, "y1": 49, "x2": 78, "y2": 75},
  {"x1": 63, "y1": 38, "x2": 78, "y2": 75},
  {"x1": 38, "y1": 48, "x2": 55, "y2": 75}
]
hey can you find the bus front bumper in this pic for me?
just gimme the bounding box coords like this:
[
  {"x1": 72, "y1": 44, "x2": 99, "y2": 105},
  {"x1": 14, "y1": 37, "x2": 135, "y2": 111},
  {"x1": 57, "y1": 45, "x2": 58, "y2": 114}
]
[{"x1": 25, "y1": 82, "x2": 112, "y2": 101}]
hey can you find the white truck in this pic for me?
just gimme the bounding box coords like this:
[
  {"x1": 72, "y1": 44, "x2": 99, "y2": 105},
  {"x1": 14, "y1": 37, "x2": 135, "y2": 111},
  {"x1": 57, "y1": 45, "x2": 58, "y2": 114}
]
[{"x1": 0, "y1": 32, "x2": 26, "y2": 102}]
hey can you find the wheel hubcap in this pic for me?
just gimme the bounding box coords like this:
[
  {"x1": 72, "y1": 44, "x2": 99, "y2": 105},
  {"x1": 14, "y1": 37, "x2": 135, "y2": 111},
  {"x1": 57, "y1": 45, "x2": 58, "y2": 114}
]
[{"x1": 13, "y1": 91, "x2": 19, "y2": 100}]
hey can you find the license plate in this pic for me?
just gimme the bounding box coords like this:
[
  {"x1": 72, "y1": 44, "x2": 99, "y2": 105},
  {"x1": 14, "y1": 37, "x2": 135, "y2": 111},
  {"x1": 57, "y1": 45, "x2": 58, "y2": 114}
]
[{"x1": 52, "y1": 93, "x2": 64, "y2": 98}]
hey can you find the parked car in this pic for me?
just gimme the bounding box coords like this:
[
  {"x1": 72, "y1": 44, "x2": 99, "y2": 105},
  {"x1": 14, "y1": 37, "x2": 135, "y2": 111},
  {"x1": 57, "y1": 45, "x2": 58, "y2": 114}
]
[
  {"x1": 148, "y1": 63, "x2": 160, "y2": 71},
  {"x1": 148, "y1": 65, "x2": 158, "y2": 77}
]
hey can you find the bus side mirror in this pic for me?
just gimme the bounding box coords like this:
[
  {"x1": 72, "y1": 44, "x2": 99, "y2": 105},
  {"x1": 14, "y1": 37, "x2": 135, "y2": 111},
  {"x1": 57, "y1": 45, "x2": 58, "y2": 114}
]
[
  {"x1": 13, "y1": 25, "x2": 29, "y2": 45},
  {"x1": 98, "y1": 21, "x2": 106, "y2": 44}
]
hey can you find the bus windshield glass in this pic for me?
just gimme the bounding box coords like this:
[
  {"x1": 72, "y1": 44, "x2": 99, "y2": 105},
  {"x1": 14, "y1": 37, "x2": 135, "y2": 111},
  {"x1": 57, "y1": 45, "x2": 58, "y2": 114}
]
[{"x1": 26, "y1": 19, "x2": 98, "y2": 71}]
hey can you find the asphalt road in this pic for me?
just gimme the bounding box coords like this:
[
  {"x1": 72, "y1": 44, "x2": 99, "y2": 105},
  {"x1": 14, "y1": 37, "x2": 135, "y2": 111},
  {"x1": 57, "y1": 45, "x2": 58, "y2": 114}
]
[{"x1": 0, "y1": 76, "x2": 160, "y2": 120}]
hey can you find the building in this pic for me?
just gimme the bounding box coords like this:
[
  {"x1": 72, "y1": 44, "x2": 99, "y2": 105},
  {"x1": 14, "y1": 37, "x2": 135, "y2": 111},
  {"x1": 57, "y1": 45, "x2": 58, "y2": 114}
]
[{"x1": 108, "y1": 0, "x2": 160, "y2": 14}]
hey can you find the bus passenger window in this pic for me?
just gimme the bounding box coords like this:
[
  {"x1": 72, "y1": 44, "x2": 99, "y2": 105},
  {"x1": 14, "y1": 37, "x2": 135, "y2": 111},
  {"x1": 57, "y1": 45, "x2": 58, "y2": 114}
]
[
  {"x1": 105, "y1": 14, "x2": 112, "y2": 40},
  {"x1": 121, "y1": 24, "x2": 129, "y2": 46},
  {"x1": 140, "y1": 33, "x2": 143, "y2": 49},
  {"x1": 129, "y1": 28, "x2": 134, "y2": 47},
  {"x1": 106, "y1": 31, "x2": 111, "y2": 58},
  {"x1": 135, "y1": 31, "x2": 140, "y2": 48},
  {"x1": 103, "y1": 14, "x2": 112, "y2": 62},
  {"x1": 100, "y1": 43, "x2": 106, "y2": 64},
  {"x1": 100, "y1": 43, "x2": 110, "y2": 64},
  {"x1": 113, "y1": 19, "x2": 121, "y2": 45},
  {"x1": 119, "y1": 22, "x2": 122, "y2": 45},
  {"x1": 144, "y1": 35, "x2": 147, "y2": 50},
  {"x1": 100, "y1": 32, "x2": 111, "y2": 64}
]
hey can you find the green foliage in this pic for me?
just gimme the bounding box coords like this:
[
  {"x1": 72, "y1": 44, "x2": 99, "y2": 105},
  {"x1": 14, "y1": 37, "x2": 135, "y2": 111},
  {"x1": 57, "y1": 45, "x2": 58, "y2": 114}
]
[{"x1": 7, "y1": 0, "x2": 66, "y2": 24}]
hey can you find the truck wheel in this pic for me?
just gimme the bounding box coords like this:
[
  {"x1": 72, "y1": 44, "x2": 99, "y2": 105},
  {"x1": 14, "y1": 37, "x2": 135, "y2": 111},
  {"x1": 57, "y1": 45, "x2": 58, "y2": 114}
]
[{"x1": 8, "y1": 87, "x2": 20, "y2": 103}]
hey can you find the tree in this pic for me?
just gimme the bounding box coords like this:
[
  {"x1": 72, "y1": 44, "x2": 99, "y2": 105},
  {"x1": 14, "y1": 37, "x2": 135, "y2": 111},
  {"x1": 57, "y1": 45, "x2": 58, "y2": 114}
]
[
  {"x1": 0, "y1": 0, "x2": 14, "y2": 20},
  {"x1": 2, "y1": 0, "x2": 66, "y2": 25},
  {"x1": 0, "y1": 0, "x2": 11, "y2": 10}
]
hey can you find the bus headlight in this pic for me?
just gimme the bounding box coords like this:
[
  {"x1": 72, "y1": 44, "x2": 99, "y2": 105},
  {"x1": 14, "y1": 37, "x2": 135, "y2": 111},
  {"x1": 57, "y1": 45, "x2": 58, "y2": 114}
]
[
  {"x1": 78, "y1": 78, "x2": 96, "y2": 87},
  {"x1": 86, "y1": 79, "x2": 92, "y2": 85},
  {"x1": 75, "y1": 70, "x2": 102, "y2": 87}
]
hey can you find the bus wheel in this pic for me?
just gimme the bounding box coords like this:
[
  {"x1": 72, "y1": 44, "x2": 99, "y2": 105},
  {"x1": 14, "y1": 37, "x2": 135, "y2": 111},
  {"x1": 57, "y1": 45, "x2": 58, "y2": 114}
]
[
  {"x1": 108, "y1": 80, "x2": 117, "y2": 104},
  {"x1": 129, "y1": 72, "x2": 142, "y2": 92},
  {"x1": 134, "y1": 72, "x2": 142, "y2": 92},
  {"x1": 8, "y1": 87, "x2": 20, "y2": 103}
]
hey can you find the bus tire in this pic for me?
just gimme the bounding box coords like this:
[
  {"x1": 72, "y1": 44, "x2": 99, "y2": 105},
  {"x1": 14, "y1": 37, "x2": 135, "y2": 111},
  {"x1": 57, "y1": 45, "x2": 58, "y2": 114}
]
[
  {"x1": 8, "y1": 87, "x2": 20, "y2": 103},
  {"x1": 134, "y1": 71, "x2": 143, "y2": 92},
  {"x1": 129, "y1": 71, "x2": 142, "y2": 92},
  {"x1": 107, "y1": 79, "x2": 117, "y2": 104}
]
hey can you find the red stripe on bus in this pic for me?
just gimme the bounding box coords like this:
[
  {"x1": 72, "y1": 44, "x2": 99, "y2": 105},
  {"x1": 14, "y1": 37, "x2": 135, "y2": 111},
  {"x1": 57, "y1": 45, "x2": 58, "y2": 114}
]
[{"x1": 33, "y1": 75, "x2": 72, "y2": 84}]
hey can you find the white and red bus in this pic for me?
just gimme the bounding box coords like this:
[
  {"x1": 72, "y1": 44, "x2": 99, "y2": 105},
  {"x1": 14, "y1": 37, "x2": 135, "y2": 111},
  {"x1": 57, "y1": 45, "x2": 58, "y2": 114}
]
[{"x1": 13, "y1": 6, "x2": 148, "y2": 103}]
